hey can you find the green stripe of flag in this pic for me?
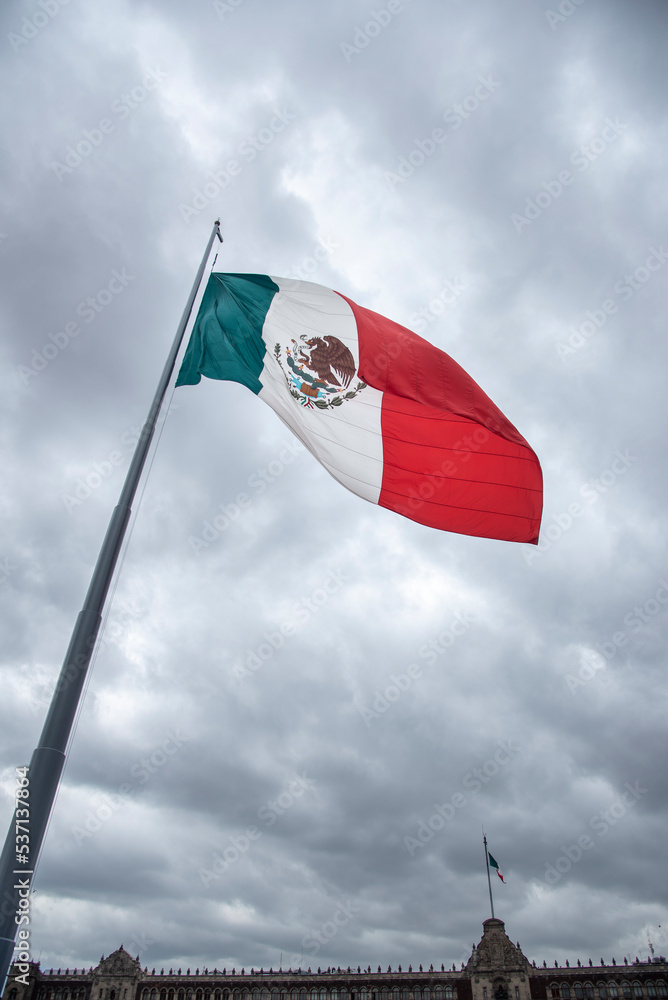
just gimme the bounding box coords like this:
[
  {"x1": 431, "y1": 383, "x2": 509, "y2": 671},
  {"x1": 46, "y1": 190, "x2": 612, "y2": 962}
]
[{"x1": 176, "y1": 273, "x2": 279, "y2": 392}]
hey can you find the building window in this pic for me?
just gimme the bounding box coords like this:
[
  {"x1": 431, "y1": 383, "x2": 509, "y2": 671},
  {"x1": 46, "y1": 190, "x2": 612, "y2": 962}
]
[
  {"x1": 585, "y1": 985, "x2": 594, "y2": 999},
  {"x1": 648, "y1": 987, "x2": 657, "y2": 999},
  {"x1": 516, "y1": 990, "x2": 520, "y2": 999},
  {"x1": 599, "y1": 985, "x2": 608, "y2": 999},
  {"x1": 483, "y1": 990, "x2": 487, "y2": 999},
  {"x1": 552, "y1": 987, "x2": 560, "y2": 998},
  {"x1": 445, "y1": 990, "x2": 454, "y2": 1000},
  {"x1": 574, "y1": 985, "x2": 583, "y2": 999},
  {"x1": 633, "y1": 985, "x2": 643, "y2": 998},
  {"x1": 609, "y1": 987, "x2": 618, "y2": 999},
  {"x1": 657, "y1": 986, "x2": 667, "y2": 999},
  {"x1": 562, "y1": 986, "x2": 571, "y2": 999},
  {"x1": 413, "y1": 989, "x2": 420, "y2": 1000}
]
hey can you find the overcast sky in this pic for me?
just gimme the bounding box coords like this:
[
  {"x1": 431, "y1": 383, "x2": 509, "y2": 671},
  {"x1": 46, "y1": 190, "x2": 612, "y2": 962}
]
[{"x1": 1, "y1": 0, "x2": 668, "y2": 978}]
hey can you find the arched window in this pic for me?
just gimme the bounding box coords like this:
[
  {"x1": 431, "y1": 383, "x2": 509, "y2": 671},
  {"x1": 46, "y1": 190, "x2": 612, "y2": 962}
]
[
  {"x1": 331, "y1": 992, "x2": 338, "y2": 1000},
  {"x1": 435, "y1": 990, "x2": 443, "y2": 1000},
  {"x1": 169, "y1": 990, "x2": 175, "y2": 1000},
  {"x1": 310, "y1": 991, "x2": 318, "y2": 1000},
  {"x1": 633, "y1": 985, "x2": 643, "y2": 998},
  {"x1": 599, "y1": 984, "x2": 608, "y2": 999},
  {"x1": 622, "y1": 987, "x2": 632, "y2": 999},
  {"x1": 609, "y1": 987, "x2": 618, "y2": 999},
  {"x1": 574, "y1": 984, "x2": 583, "y2": 999},
  {"x1": 446, "y1": 990, "x2": 454, "y2": 1000},
  {"x1": 320, "y1": 991, "x2": 326, "y2": 1000},
  {"x1": 585, "y1": 985, "x2": 594, "y2": 999},
  {"x1": 551, "y1": 986, "x2": 559, "y2": 999},
  {"x1": 403, "y1": 990, "x2": 410, "y2": 1000},
  {"x1": 657, "y1": 986, "x2": 667, "y2": 999},
  {"x1": 647, "y1": 986, "x2": 657, "y2": 999},
  {"x1": 424, "y1": 989, "x2": 431, "y2": 1000},
  {"x1": 562, "y1": 985, "x2": 571, "y2": 999},
  {"x1": 413, "y1": 990, "x2": 421, "y2": 1000}
]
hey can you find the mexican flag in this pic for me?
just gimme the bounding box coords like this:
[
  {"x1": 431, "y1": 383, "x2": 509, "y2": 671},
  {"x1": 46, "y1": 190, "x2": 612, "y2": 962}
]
[
  {"x1": 176, "y1": 273, "x2": 543, "y2": 543},
  {"x1": 488, "y1": 853, "x2": 506, "y2": 882}
]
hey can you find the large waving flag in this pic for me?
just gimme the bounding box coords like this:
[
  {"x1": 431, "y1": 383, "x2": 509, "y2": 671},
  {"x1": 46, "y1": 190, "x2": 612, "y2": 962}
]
[{"x1": 176, "y1": 273, "x2": 542, "y2": 543}]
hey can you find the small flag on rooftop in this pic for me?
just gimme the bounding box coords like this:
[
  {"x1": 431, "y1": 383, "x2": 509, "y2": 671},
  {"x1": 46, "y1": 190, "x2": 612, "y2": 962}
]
[{"x1": 488, "y1": 852, "x2": 506, "y2": 883}]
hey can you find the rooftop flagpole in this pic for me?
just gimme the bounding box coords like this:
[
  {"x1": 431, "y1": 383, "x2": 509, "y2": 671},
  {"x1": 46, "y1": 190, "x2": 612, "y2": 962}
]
[
  {"x1": 483, "y1": 830, "x2": 495, "y2": 919},
  {"x1": 0, "y1": 219, "x2": 223, "y2": 993}
]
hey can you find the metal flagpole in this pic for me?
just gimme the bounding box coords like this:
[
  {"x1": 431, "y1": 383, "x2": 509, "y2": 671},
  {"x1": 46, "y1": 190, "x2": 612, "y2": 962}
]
[
  {"x1": 483, "y1": 831, "x2": 495, "y2": 919},
  {"x1": 0, "y1": 219, "x2": 223, "y2": 993}
]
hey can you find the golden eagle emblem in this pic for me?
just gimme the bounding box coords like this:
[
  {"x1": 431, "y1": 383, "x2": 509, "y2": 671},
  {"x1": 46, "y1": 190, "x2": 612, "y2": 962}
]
[{"x1": 273, "y1": 334, "x2": 367, "y2": 410}]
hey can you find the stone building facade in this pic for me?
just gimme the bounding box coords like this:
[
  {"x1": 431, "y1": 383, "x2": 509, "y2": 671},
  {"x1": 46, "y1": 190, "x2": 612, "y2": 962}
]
[{"x1": 3, "y1": 918, "x2": 667, "y2": 1000}]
